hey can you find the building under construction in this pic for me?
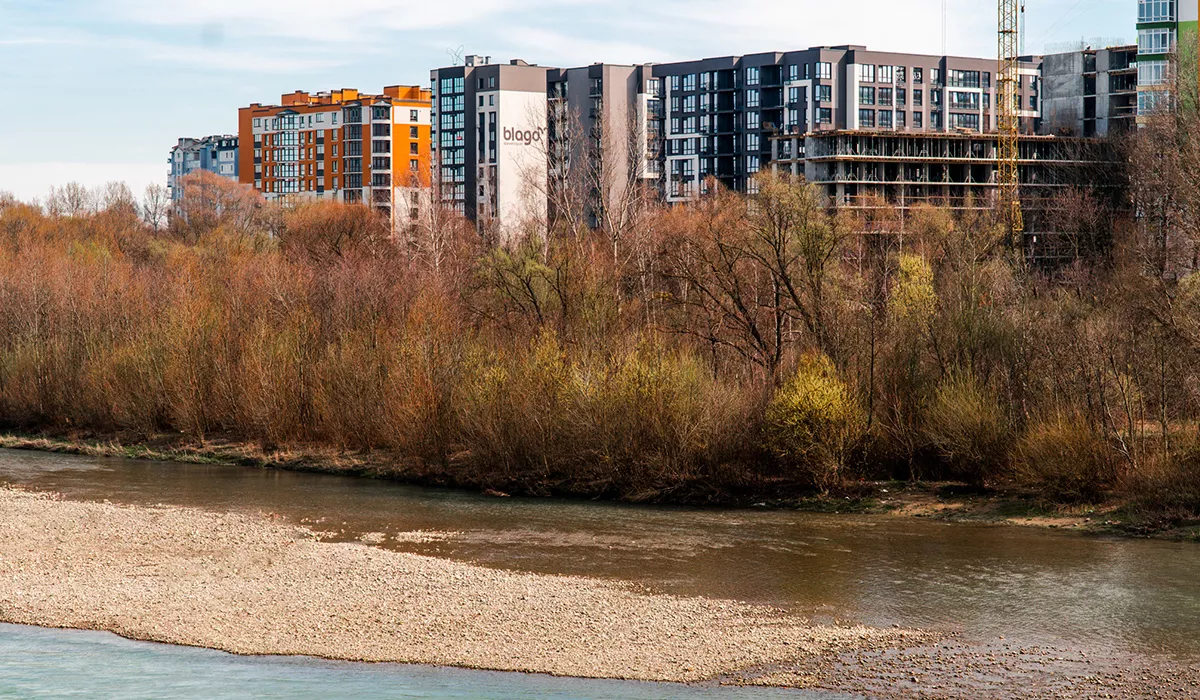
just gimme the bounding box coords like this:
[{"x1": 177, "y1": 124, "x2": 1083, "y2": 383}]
[{"x1": 769, "y1": 129, "x2": 1122, "y2": 261}]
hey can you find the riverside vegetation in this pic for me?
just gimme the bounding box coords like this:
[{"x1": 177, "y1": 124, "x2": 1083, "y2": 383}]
[{"x1": 3, "y1": 113, "x2": 1200, "y2": 527}]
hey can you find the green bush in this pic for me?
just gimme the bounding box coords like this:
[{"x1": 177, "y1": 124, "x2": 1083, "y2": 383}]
[
  {"x1": 924, "y1": 373, "x2": 1009, "y2": 486},
  {"x1": 764, "y1": 353, "x2": 864, "y2": 492}
]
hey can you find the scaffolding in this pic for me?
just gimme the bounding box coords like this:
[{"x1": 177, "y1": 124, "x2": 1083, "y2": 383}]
[{"x1": 769, "y1": 129, "x2": 1122, "y2": 262}]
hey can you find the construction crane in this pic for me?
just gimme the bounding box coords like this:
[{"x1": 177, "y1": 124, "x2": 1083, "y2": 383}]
[{"x1": 998, "y1": 0, "x2": 1024, "y2": 248}]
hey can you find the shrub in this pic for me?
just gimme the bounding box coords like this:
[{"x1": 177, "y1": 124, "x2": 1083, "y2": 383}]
[
  {"x1": 1125, "y1": 442, "x2": 1200, "y2": 518},
  {"x1": 924, "y1": 373, "x2": 1009, "y2": 486},
  {"x1": 1012, "y1": 414, "x2": 1118, "y2": 503},
  {"x1": 764, "y1": 353, "x2": 864, "y2": 492}
]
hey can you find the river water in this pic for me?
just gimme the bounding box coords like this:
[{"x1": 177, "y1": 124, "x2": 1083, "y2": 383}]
[{"x1": 2, "y1": 448, "x2": 1199, "y2": 695}]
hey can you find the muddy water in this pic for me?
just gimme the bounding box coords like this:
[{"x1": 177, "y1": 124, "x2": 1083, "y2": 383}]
[{"x1": 2, "y1": 448, "x2": 1199, "y2": 664}]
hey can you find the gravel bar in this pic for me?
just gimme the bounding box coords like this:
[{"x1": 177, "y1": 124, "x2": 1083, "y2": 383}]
[{"x1": 0, "y1": 487, "x2": 915, "y2": 685}]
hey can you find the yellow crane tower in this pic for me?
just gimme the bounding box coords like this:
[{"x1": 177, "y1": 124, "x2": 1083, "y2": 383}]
[{"x1": 998, "y1": 0, "x2": 1024, "y2": 247}]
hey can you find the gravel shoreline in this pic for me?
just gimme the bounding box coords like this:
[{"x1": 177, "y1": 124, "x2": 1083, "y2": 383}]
[{"x1": 0, "y1": 487, "x2": 915, "y2": 685}]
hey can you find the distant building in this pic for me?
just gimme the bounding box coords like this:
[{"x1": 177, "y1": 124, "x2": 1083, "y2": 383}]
[
  {"x1": 168, "y1": 135, "x2": 239, "y2": 201},
  {"x1": 237, "y1": 86, "x2": 432, "y2": 229},
  {"x1": 1136, "y1": 0, "x2": 1199, "y2": 119},
  {"x1": 1041, "y1": 45, "x2": 1138, "y2": 137}
]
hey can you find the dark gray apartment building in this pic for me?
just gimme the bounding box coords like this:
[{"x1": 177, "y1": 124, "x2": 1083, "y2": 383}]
[{"x1": 652, "y1": 45, "x2": 1043, "y2": 202}]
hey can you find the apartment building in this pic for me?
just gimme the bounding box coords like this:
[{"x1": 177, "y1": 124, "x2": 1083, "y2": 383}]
[
  {"x1": 1136, "y1": 0, "x2": 1199, "y2": 118},
  {"x1": 546, "y1": 63, "x2": 661, "y2": 229},
  {"x1": 168, "y1": 135, "x2": 239, "y2": 201},
  {"x1": 430, "y1": 57, "x2": 551, "y2": 235},
  {"x1": 1043, "y1": 45, "x2": 1138, "y2": 136},
  {"x1": 653, "y1": 46, "x2": 1043, "y2": 202},
  {"x1": 237, "y1": 86, "x2": 432, "y2": 228}
]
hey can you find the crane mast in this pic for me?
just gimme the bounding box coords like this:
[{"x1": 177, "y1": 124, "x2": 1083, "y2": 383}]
[{"x1": 998, "y1": 0, "x2": 1024, "y2": 247}]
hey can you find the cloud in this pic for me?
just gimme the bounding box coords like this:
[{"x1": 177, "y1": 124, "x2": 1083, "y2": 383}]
[
  {"x1": 0, "y1": 163, "x2": 166, "y2": 204},
  {"x1": 109, "y1": 0, "x2": 599, "y2": 43}
]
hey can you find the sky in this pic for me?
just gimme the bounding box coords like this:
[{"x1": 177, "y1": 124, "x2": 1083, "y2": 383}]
[{"x1": 0, "y1": 0, "x2": 1134, "y2": 203}]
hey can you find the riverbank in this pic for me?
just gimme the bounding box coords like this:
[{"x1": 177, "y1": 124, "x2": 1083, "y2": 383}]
[
  {"x1": 0, "y1": 487, "x2": 915, "y2": 685},
  {"x1": 3, "y1": 432, "x2": 1196, "y2": 540}
]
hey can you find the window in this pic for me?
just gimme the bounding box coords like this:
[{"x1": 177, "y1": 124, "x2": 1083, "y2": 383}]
[
  {"x1": 372, "y1": 140, "x2": 390, "y2": 154},
  {"x1": 1139, "y1": 90, "x2": 1171, "y2": 115},
  {"x1": 746, "y1": 89, "x2": 760, "y2": 108},
  {"x1": 684, "y1": 95, "x2": 698, "y2": 112},
  {"x1": 410, "y1": 127, "x2": 419, "y2": 138},
  {"x1": 878, "y1": 65, "x2": 893, "y2": 83},
  {"x1": 410, "y1": 110, "x2": 419, "y2": 122},
  {"x1": 816, "y1": 85, "x2": 832, "y2": 103},
  {"x1": 859, "y1": 86, "x2": 875, "y2": 105},
  {"x1": 948, "y1": 70, "x2": 980, "y2": 88},
  {"x1": 410, "y1": 159, "x2": 419, "y2": 171},
  {"x1": 897, "y1": 66, "x2": 907, "y2": 83},
  {"x1": 817, "y1": 107, "x2": 832, "y2": 124},
  {"x1": 930, "y1": 111, "x2": 943, "y2": 129},
  {"x1": 746, "y1": 155, "x2": 760, "y2": 174},
  {"x1": 879, "y1": 110, "x2": 893, "y2": 128},
  {"x1": 746, "y1": 133, "x2": 760, "y2": 151},
  {"x1": 787, "y1": 64, "x2": 799, "y2": 81},
  {"x1": 914, "y1": 89, "x2": 924, "y2": 106},
  {"x1": 913, "y1": 111, "x2": 923, "y2": 128},
  {"x1": 897, "y1": 87, "x2": 907, "y2": 106},
  {"x1": 1029, "y1": 94, "x2": 1038, "y2": 110},
  {"x1": 788, "y1": 86, "x2": 801, "y2": 104},
  {"x1": 896, "y1": 111, "x2": 907, "y2": 128},
  {"x1": 683, "y1": 74, "x2": 697, "y2": 91},
  {"x1": 670, "y1": 75, "x2": 681, "y2": 91},
  {"x1": 683, "y1": 117, "x2": 697, "y2": 133},
  {"x1": 858, "y1": 109, "x2": 875, "y2": 128},
  {"x1": 746, "y1": 67, "x2": 760, "y2": 86},
  {"x1": 950, "y1": 113, "x2": 980, "y2": 131},
  {"x1": 410, "y1": 143, "x2": 418, "y2": 155},
  {"x1": 931, "y1": 68, "x2": 942, "y2": 85},
  {"x1": 878, "y1": 87, "x2": 893, "y2": 106},
  {"x1": 747, "y1": 110, "x2": 760, "y2": 129},
  {"x1": 253, "y1": 118, "x2": 262, "y2": 128},
  {"x1": 1139, "y1": 0, "x2": 1176, "y2": 22},
  {"x1": 1139, "y1": 28, "x2": 1176, "y2": 55},
  {"x1": 932, "y1": 89, "x2": 942, "y2": 106},
  {"x1": 372, "y1": 106, "x2": 390, "y2": 121},
  {"x1": 983, "y1": 72, "x2": 991, "y2": 88},
  {"x1": 913, "y1": 67, "x2": 924, "y2": 84},
  {"x1": 816, "y1": 62, "x2": 832, "y2": 80},
  {"x1": 949, "y1": 91, "x2": 979, "y2": 109},
  {"x1": 858, "y1": 64, "x2": 876, "y2": 82}
]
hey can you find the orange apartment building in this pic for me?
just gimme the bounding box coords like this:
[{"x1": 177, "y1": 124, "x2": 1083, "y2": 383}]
[{"x1": 238, "y1": 86, "x2": 432, "y2": 228}]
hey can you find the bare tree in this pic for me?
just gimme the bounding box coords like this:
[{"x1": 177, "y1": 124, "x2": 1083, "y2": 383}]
[{"x1": 142, "y1": 183, "x2": 170, "y2": 232}]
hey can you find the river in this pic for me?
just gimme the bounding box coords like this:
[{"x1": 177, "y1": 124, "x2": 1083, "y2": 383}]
[{"x1": 1, "y1": 447, "x2": 1199, "y2": 696}]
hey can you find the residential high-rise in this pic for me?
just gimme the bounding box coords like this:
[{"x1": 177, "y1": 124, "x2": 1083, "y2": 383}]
[
  {"x1": 1136, "y1": 0, "x2": 1199, "y2": 118},
  {"x1": 237, "y1": 86, "x2": 432, "y2": 228},
  {"x1": 657, "y1": 46, "x2": 1042, "y2": 202},
  {"x1": 430, "y1": 57, "x2": 552, "y2": 235},
  {"x1": 168, "y1": 135, "x2": 239, "y2": 201}
]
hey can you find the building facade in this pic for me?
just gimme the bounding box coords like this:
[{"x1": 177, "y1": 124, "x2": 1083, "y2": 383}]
[
  {"x1": 653, "y1": 46, "x2": 1043, "y2": 203},
  {"x1": 168, "y1": 135, "x2": 239, "y2": 201},
  {"x1": 1042, "y1": 45, "x2": 1138, "y2": 137},
  {"x1": 237, "y1": 86, "x2": 432, "y2": 228},
  {"x1": 430, "y1": 57, "x2": 552, "y2": 235},
  {"x1": 1137, "y1": 0, "x2": 1200, "y2": 118}
]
